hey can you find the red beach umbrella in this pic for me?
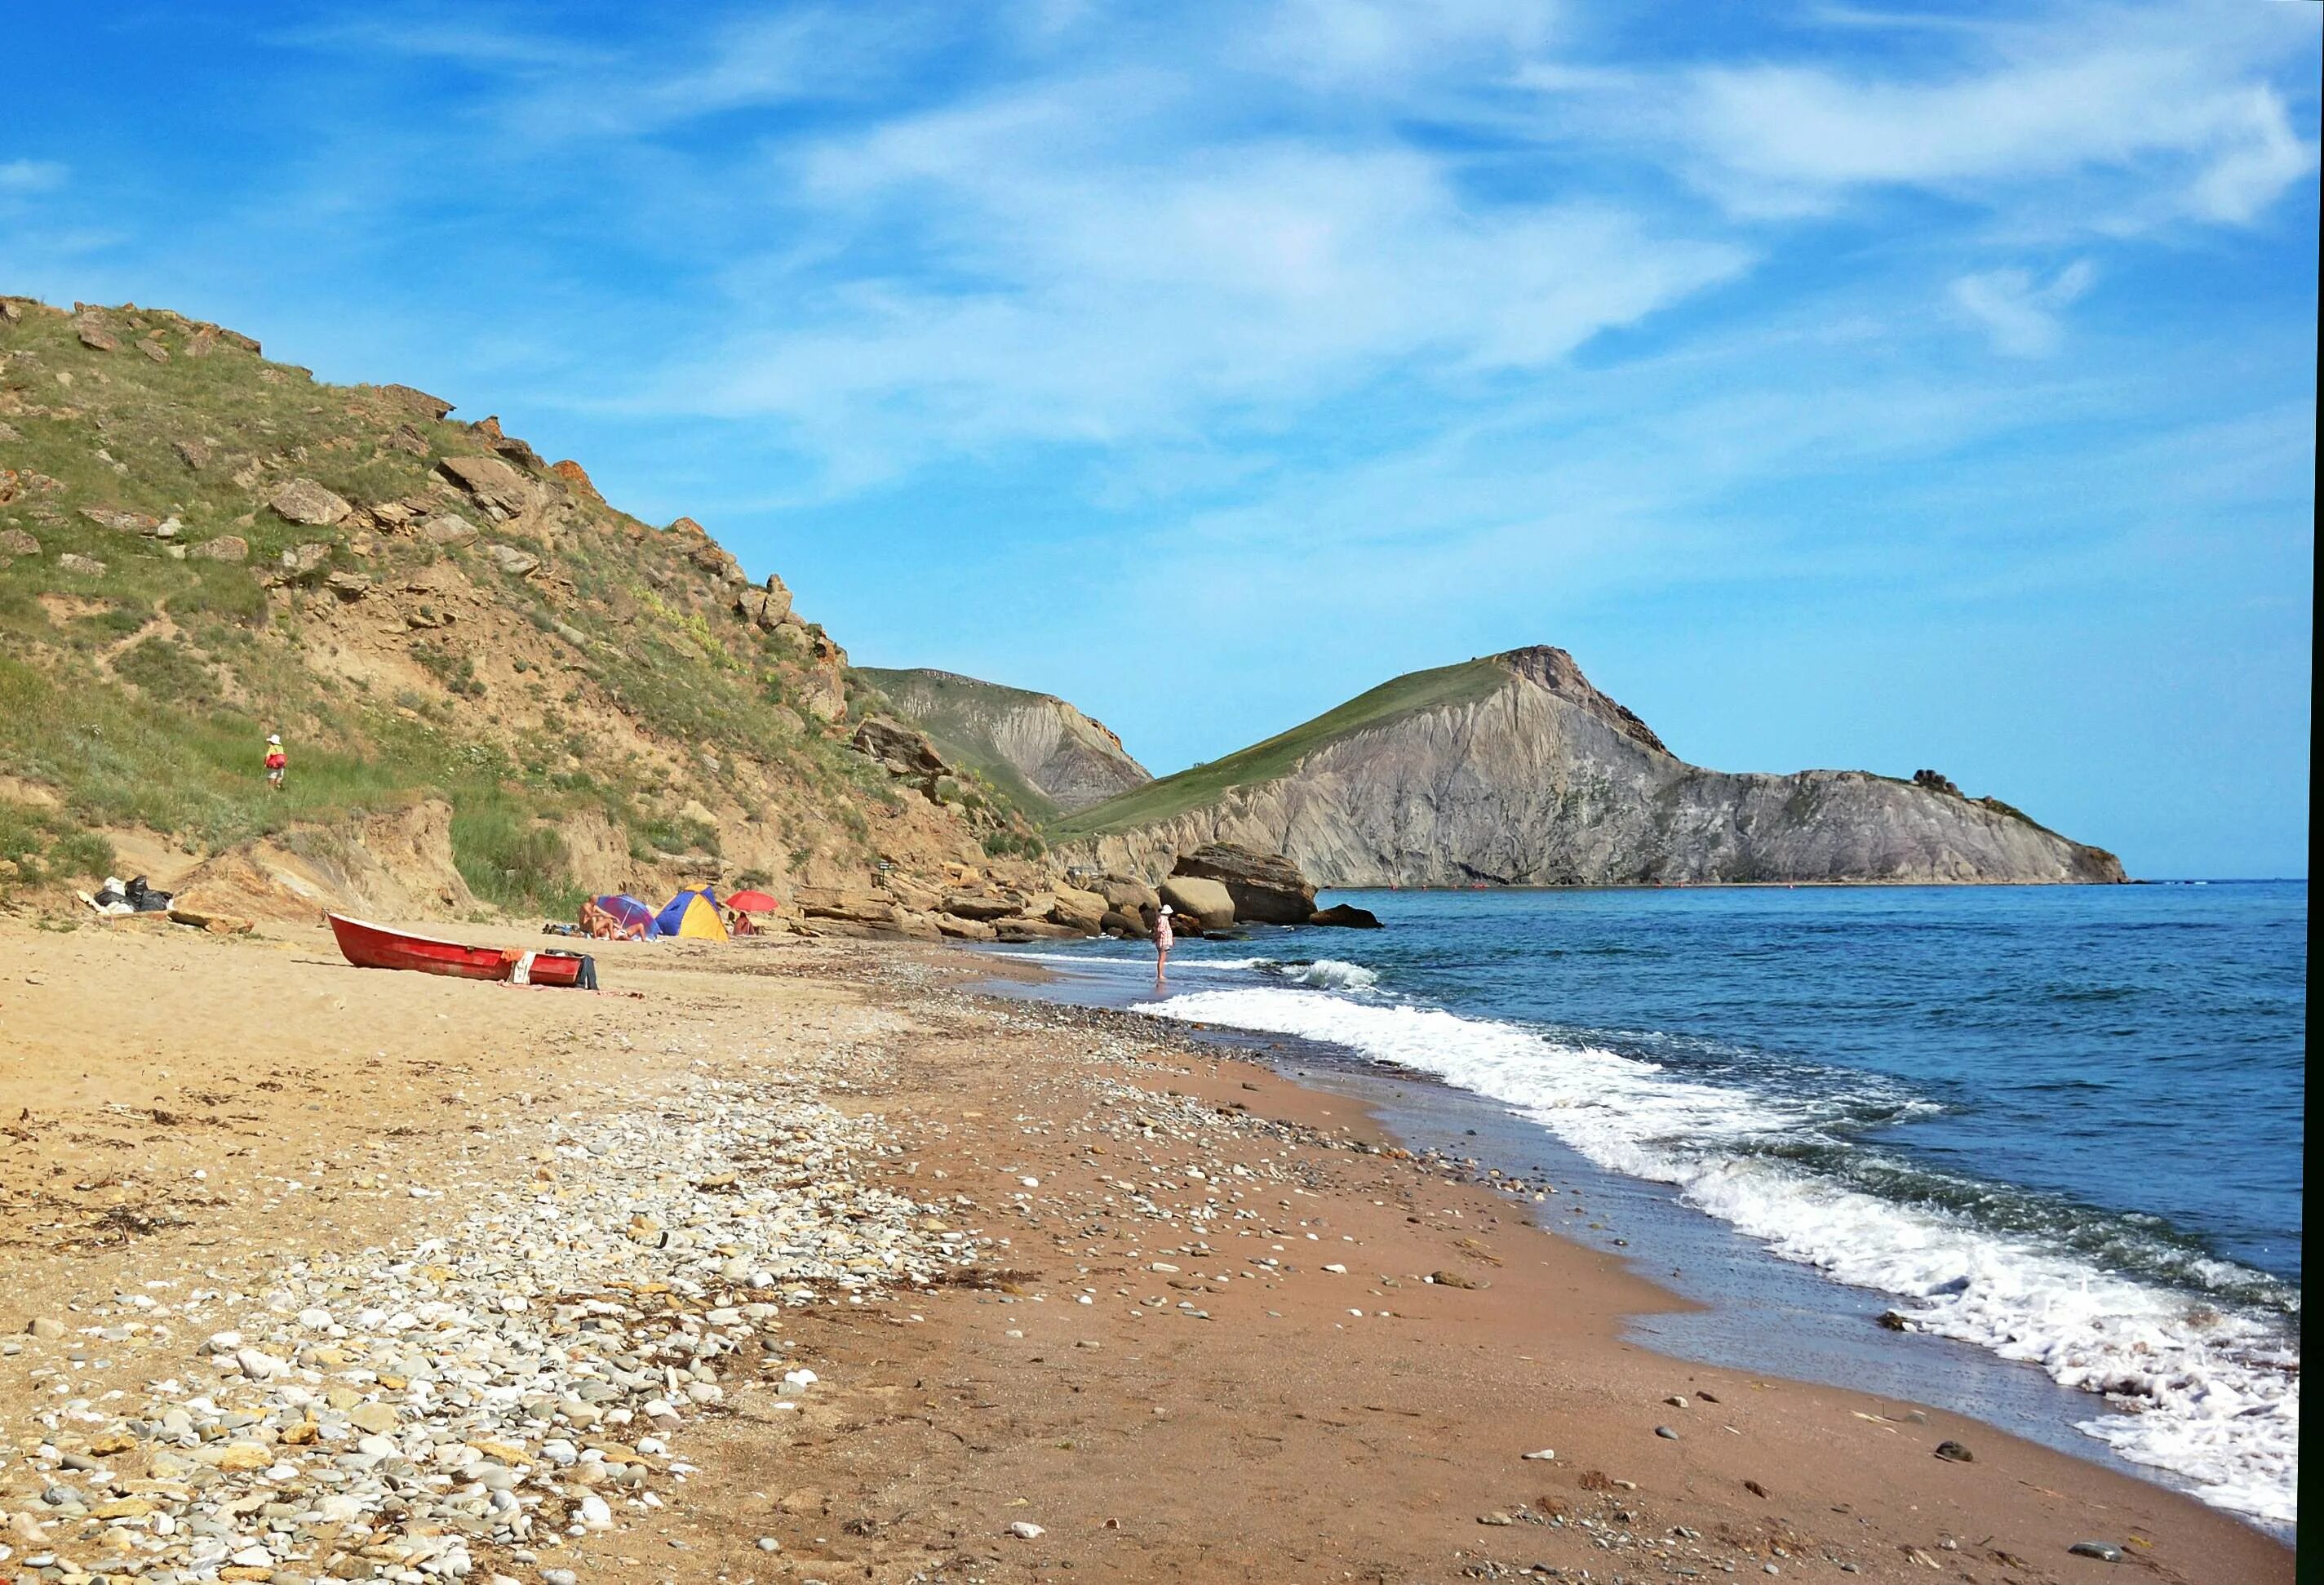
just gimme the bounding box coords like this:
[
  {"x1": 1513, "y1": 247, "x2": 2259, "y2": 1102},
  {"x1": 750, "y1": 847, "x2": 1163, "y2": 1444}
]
[{"x1": 726, "y1": 890, "x2": 780, "y2": 913}]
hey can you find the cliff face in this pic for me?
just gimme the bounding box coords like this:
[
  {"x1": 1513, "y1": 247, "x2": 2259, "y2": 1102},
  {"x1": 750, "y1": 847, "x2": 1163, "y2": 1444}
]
[
  {"x1": 854, "y1": 667, "x2": 1151, "y2": 818},
  {"x1": 1062, "y1": 646, "x2": 2125, "y2": 886}
]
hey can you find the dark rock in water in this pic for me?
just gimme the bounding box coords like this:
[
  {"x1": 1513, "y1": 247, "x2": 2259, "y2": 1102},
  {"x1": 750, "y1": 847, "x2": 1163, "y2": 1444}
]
[
  {"x1": 1932, "y1": 1440, "x2": 1973, "y2": 1463},
  {"x1": 1099, "y1": 910, "x2": 1140, "y2": 938},
  {"x1": 1876, "y1": 1310, "x2": 1911, "y2": 1330},
  {"x1": 1309, "y1": 902, "x2": 1382, "y2": 929},
  {"x1": 1172, "y1": 842, "x2": 1315, "y2": 925},
  {"x1": 2066, "y1": 1543, "x2": 2121, "y2": 1563}
]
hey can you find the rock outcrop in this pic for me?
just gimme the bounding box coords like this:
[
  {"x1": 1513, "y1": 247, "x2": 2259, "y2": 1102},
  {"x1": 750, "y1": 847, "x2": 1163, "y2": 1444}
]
[
  {"x1": 1170, "y1": 843, "x2": 1315, "y2": 925},
  {"x1": 1060, "y1": 646, "x2": 2124, "y2": 887},
  {"x1": 854, "y1": 667, "x2": 1151, "y2": 819}
]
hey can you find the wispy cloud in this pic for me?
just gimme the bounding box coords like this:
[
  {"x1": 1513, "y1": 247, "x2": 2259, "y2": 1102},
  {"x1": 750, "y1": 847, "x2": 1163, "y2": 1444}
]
[
  {"x1": 1666, "y1": 16, "x2": 2319, "y2": 226},
  {"x1": 1950, "y1": 259, "x2": 2095, "y2": 357},
  {"x1": 0, "y1": 159, "x2": 66, "y2": 194}
]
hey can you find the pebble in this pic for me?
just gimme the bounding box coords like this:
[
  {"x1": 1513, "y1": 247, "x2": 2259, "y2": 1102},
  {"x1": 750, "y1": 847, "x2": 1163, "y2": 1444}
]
[
  {"x1": 0, "y1": 1057, "x2": 976, "y2": 1585},
  {"x1": 757, "y1": 1535, "x2": 782, "y2": 1552},
  {"x1": 1933, "y1": 1440, "x2": 1975, "y2": 1463},
  {"x1": 2068, "y1": 1541, "x2": 2122, "y2": 1562},
  {"x1": 1521, "y1": 1448, "x2": 1557, "y2": 1460},
  {"x1": 1008, "y1": 1520, "x2": 1046, "y2": 1538},
  {"x1": 1655, "y1": 1425, "x2": 1679, "y2": 1440},
  {"x1": 1664, "y1": 1395, "x2": 1689, "y2": 1408}
]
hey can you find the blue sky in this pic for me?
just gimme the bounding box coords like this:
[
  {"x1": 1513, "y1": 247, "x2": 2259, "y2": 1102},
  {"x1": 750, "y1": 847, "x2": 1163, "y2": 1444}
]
[{"x1": 2, "y1": 1, "x2": 2314, "y2": 877}]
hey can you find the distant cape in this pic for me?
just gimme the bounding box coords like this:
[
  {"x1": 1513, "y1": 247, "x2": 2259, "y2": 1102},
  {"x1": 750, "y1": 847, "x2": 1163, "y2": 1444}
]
[{"x1": 1052, "y1": 646, "x2": 2125, "y2": 886}]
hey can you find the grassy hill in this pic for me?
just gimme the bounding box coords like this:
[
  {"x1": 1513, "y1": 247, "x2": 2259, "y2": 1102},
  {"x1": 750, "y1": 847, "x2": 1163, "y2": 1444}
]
[
  {"x1": 1049, "y1": 656, "x2": 1507, "y2": 840},
  {"x1": 0, "y1": 296, "x2": 1027, "y2": 913},
  {"x1": 851, "y1": 668, "x2": 1069, "y2": 819},
  {"x1": 854, "y1": 664, "x2": 1151, "y2": 822}
]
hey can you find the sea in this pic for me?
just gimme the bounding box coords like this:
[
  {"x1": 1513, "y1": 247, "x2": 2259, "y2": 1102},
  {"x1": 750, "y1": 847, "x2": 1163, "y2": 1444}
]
[{"x1": 983, "y1": 881, "x2": 2304, "y2": 1532}]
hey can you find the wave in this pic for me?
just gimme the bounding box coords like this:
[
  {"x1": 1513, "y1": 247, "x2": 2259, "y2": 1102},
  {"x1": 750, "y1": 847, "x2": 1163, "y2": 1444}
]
[
  {"x1": 1257, "y1": 957, "x2": 1379, "y2": 992},
  {"x1": 1133, "y1": 985, "x2": 2300, "y2": 1526}
]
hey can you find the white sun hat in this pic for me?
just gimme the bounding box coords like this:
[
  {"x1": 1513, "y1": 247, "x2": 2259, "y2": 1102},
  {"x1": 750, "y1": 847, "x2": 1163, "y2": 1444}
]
[
  {"x1": 1159, "y1": 903, "x2": 1173, "y2": 914},
  {"x1": 267, "y1": 734, "x2": 282, "y2": 744}
]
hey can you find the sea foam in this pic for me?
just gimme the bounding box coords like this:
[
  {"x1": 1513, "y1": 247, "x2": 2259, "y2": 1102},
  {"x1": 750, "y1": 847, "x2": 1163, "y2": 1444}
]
[{"x1": 1137, "y1": 984, "x2": 2300, "y2": 1526}]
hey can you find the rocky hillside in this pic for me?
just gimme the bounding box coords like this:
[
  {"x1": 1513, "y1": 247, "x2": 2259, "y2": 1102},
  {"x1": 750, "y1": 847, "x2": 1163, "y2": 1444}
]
[
  {"x1": 0, "y1": 295, "x2": 1056, "y2": 921},
  {"x1": 853, "y1": 666, "x2": 1151, "y2": 818},
  {"x1": 1055, "y1": 646, "x2": 2126, "y2": 886}
]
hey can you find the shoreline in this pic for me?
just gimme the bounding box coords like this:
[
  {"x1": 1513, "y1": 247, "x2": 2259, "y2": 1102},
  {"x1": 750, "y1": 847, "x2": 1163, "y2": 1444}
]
[
  {"x1": 0, "y1": 917, "x2": 2291, "y2": 1583},
  {"x1": 972, "y1": 943, "x2": 2298, "y2": 1538}
]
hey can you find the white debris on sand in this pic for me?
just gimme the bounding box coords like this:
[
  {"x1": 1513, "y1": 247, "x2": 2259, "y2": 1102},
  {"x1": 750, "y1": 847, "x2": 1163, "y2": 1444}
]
[{"x1": 0, "y1": 1064, "x2": 978, "y2": 1583}]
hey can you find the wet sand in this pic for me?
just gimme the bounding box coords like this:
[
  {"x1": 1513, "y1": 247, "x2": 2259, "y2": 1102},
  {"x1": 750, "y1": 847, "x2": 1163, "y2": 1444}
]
[{"x1": 0, "y1": 917, "x2": 2291, "y2": 1584}]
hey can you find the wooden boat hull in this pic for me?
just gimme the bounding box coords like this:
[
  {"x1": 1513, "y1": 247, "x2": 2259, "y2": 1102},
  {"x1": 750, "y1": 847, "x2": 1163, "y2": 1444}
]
[{"x1": 326, "y1": 913, "x2": 587, "y2": 987}]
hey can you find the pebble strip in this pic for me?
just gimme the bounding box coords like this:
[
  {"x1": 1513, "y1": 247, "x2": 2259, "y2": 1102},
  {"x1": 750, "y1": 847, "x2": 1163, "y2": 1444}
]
[{"x1": 0, "y1": 1060, "x2": 977, "y2": 1585}]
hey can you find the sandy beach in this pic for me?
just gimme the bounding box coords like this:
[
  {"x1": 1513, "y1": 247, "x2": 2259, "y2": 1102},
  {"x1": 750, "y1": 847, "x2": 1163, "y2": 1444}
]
[{"x1": 0, "y1": 916, "x2": 2292, "y2": 1585}]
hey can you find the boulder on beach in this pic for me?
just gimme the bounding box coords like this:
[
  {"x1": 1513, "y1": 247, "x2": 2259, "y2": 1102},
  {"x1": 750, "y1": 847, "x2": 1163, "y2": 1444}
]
[
  {"x1": 1308, "y1": 902, "x2": 1382, "y2": 929},
  {"x1": 1158, "y1": 874, "x2": 1235, "y2": 930},
  {"x1": 1171, "y1": 842, "x2": 1316, "y2": 925}
]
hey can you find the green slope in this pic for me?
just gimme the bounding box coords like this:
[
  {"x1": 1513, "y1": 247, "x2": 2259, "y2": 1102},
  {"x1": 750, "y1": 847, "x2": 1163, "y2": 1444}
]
[
  {"x1": 1051, "y1": 657, "x2": 1509, "y2": 839},
  {"x1": 850, "y1": 667, "x2": 1067, "y2": 820},
  {"x1": 0, "y1": 297, "x2": 932, "y2": 908}
]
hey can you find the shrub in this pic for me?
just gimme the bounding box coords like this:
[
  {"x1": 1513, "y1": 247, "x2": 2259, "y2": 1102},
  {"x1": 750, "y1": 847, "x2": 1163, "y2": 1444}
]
[
  {"x1": 48, "y1": 830, "x2": 117, "y2": 881},
  {"x1": 450, "y1": 796, "x2": 581, "y2": 916},
  {"x1": 114, "y1": 637, "x2": 214, "y2": 704}
]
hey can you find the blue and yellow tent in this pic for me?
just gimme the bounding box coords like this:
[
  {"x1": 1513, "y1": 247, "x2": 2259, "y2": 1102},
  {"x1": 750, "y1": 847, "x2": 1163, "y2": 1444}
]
[{"x1": 654, "y1": 888, "x2": 729, "y2": 941}]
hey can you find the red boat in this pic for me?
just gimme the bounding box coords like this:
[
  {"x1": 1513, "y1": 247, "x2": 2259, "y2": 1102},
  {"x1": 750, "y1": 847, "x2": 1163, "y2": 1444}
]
[{"x1": 327, "y1": 913, "x2": 592, "y2": 988}]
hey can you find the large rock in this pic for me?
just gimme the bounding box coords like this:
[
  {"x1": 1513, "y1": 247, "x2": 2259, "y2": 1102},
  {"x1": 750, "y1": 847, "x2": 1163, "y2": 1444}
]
[
  {"x1": 0, "y1": 528, "x2": 40, "y2": 557},
  {"x1": 268, "y1": 477, "x2": 352, "y2": 527},
  {"x1": 438, "y1": 454, "x2": 533, "y2": 517},
  {"x1": 996, "y1": 919, "x2": 1084, "y2": 943},
  {"x1": 1172, "y1": 842, "x2": 1316, "y2": 926},
  {"x1": 378, "y1": 384, "x2": 455, "y2": 420},
  {"x1": 734, "y1": 575, "x2": 794, "y2": 629},
  {"x1": 1092, "y1": 874, "x2": 1159, "y2": 914},
  {"x1": 75, "y1": 317, "x2": 120, "y2": 353},
  {"x1": 421, "y1": 513, "x2": 479, "y2": 548},
  {"x1": 1309, "y1": 903, "x2": 1382, "y2": 929},
  {"x1": 1049, "y1": 886, "x2": 1107, "y2": 934},
  {"x1": 484, "y1": 542, "x2": 539, "y2": 577},
  {"x1": 57, "y1": 552, "x2": 106, "y2": 576},
  {"x1": 852, "y1": 717, "x2": 947, "y2": 780},
  {"x1": 1158, "y1": 875, "x2": 1234, "y2": 930},
  {"x1": 278, "y1": 542, "x2": 331, "y2": 580},
  {"x1": 187, "y1": 535, "x2": 248, "y2": 562},
  {"x1": 792, "y1": 887, "x2": 898, "y2": 927},
  {"x1": 940, "y1": 890, "x2": 1022, "y2": 921}
]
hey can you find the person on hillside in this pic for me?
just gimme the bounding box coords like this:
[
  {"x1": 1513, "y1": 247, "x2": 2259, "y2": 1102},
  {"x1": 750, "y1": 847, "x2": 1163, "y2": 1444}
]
[
  {"x1": 264, "y1": 733, "x2": 287, "y2": 792},
  {"x1": 1152, "y1": 903, "x2": 1174, "y2": 983}
]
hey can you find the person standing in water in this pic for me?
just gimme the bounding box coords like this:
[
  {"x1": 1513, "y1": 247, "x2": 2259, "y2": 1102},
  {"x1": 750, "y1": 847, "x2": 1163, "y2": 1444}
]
[
  {"x1": 1152, "y1": 903, "x2": 1174, "y2": 983},
  {"x1": 264, "y1": 732, "x2": 287, "y2": 792}
]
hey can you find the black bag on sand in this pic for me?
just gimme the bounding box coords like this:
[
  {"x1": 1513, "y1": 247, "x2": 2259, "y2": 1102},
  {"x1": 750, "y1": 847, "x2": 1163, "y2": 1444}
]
[{"x1": 126, "y1": 876, "x2": 174, "y2": 913}]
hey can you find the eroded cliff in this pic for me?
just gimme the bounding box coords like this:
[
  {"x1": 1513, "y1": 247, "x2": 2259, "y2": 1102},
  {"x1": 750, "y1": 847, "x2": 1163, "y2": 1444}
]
[{"x1": 1058, "y1": 646, "x2": 2124, "y2": 886}]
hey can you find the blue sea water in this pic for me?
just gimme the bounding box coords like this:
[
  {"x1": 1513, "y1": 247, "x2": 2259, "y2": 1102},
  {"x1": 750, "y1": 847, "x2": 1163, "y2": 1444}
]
[{"x1": 992, "y1": 881, "x2": 2304, "y2": 1525}]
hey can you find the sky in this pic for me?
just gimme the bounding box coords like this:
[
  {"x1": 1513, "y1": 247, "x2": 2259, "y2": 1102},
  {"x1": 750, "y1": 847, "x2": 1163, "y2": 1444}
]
[{"x1": 2, "y1": 1, "x2": 2315, "y2": 877}]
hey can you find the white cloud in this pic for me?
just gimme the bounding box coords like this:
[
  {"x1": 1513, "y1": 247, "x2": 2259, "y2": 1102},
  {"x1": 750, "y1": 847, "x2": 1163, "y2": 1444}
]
[
  {"x1": 1670, "y1": 17, "x2": 2318, "y2": 226},
  {"x1": 675, "y1": 104, "x2": 1748, "y2": 478},
  {"x1": 1245, "y1": 0, "x2": 1556, "y2": 91},
  {"x1": 1950, "y1": 260, "x2": 2095, "y2": 357},
  {"x1": 0, "y1": 159, "x2": 66, "y2": 194}
]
